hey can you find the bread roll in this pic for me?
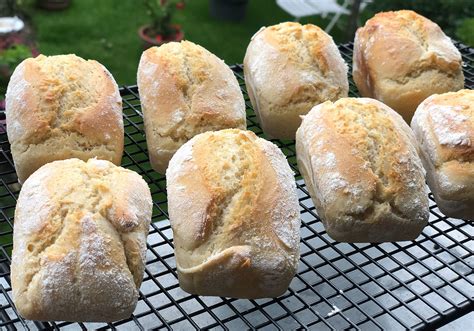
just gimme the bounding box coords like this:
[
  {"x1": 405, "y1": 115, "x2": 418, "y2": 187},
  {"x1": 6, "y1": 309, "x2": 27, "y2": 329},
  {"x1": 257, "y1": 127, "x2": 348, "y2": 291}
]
[
  {"x1": 166, "y1": 129, "x2": 300, "y2": 298},
  {"x1": 353, "y1": 10, "x2": 464, "y2": 123},
  {"x1": 5, "y1": 54, "x2": 124, "y2": 184},
  {"x1": 11, "y1": 158, "x2": 152, "y2": 322},
  {"x1": 411, "y1": 89, "x2": 473, "y2": 220},
  {"x1": 296, "y1": 98, "x2": 429, "y2": 242},
  {"x1": 137, "y1": 40, "x2": 246, "y2": 174},
  {"x1": 244, "y1": 22, "x2": 349, "y2": 139}
]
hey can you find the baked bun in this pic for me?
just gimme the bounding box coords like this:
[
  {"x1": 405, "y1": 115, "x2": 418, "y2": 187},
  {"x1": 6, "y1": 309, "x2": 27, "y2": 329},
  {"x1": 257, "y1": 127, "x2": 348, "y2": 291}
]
[
  {"x1": 353, "y1": 10, "x2": 464, "y2": 123},
  {"x1": 137, "y1": 40, "x2": 246, "y2": 173},
  {"x1": 11, "y1": 158, "x2": 152, "y2": 322},
  {"x1": 244, "y1": 22, "x2": 348, "y2": 139},
  {"x1": 166, "y1": 129, "x2": 300, "y2": 298},
  {"x1": 411, "y1": 89, "x2": 474, "y2": 220},
  {"x1": 5, "y1": 54, "x2": 124, "y2": 184},
  {"x1": 296, "y1": 98, "x2": 429, "y2": 242}
]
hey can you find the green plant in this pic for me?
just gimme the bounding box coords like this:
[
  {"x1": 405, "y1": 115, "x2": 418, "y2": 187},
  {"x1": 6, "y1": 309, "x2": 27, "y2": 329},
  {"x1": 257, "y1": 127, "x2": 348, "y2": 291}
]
[
  {"x1": 456, "y1": 17, "x2": 474, "y2": 46},
  {"x1": 0, "y1": 44, "x2": 32, "y2": 68},
  {"x1": 143, "y1": 0, "x2": 186, "y2": 37},
  {"x1": 0, "y1": 44, "x2": 33, "y2": 98}
]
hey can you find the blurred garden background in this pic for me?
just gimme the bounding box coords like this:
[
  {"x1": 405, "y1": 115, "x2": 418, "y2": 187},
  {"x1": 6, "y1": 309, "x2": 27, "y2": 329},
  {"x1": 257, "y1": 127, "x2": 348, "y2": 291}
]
[{"x1": 1, "y1": 0, "x2": 473, "y2": 100}]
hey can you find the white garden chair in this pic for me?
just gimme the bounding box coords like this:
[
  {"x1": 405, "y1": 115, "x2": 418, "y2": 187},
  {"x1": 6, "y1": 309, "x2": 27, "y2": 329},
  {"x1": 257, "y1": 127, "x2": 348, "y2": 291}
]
[{"x1": 276, "y1": 0, "x2": 367, "y2": 33}]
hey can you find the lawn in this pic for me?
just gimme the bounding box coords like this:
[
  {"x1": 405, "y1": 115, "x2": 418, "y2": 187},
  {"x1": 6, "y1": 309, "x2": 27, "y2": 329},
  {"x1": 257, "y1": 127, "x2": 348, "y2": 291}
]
[{"x1": 19, "y1": 0, "x2": 345, "y2": 85}]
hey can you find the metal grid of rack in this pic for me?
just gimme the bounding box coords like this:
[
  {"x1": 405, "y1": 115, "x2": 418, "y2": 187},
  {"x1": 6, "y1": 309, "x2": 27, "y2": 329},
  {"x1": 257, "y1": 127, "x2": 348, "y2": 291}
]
[{"x1": 0, "y1": 42, "x2": 472, "y2": 330}]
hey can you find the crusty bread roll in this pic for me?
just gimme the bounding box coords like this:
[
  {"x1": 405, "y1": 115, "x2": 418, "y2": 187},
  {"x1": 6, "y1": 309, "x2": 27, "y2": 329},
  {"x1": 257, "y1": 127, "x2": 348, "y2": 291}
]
[
  {"x1": 353, "y1": 10, "x2": 464, "y2": 123},
  {"x1": 11, "y1": 158, "x2": 152, "y2": 322},
  {"x1": 411, "y1": 89, "x2": 473, "y2": 220},
  {"x1": 243, "y1": 22, "x2": 349, "y2": 139},
  {"x1": 5, "y1": 54, "x2": 124, "y2": 184},
  {"x1": 296, "y1": 98, "x2": 429, "y2": 242},
  {"x1": 137, "y1": 40, "x2": 246, "y2": 174},
  {"x1": 166, "y1": 129, "x2": 300, "y2": 298}
]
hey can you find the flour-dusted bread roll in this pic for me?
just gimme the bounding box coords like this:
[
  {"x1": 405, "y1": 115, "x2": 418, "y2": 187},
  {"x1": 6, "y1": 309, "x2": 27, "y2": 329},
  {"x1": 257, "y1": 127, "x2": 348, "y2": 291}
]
[
  {"x1": 353, "y1": 10, "x2": 464, "y2": 123},
  {"x1": 137, "y1": 41, "x2": 246, "y2": 174},
  {"x1": 5, "y1": 54, "x2": 124, "y2": 184},
  {"x1": 411, "y1": 89, "x2": 474, "y2": 220},
  {"x1": 244, "y1": 22, "x2": 349, "y2": 139},
  {"x1": 296, "y1": 98, "x2": 429, "y2": 242},
  {"x1": 11, "y1": 158, "x2": 152, "y2": 322},
  {"x1": 166, "y1": 129, "x2": 300, "y2": 298}
]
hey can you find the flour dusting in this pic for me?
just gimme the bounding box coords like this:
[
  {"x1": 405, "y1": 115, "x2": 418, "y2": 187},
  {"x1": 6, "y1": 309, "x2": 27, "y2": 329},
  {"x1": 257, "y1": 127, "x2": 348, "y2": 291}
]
[{"x1": 431, "y1": 105, "x2": 471, "y2": 146}]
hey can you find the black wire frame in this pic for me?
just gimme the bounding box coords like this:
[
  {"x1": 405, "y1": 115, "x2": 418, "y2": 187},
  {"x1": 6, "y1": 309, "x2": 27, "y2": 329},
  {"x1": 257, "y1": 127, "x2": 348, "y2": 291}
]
[{"x1": 0, "y1": 42, "x2": 472, "y2": 330}]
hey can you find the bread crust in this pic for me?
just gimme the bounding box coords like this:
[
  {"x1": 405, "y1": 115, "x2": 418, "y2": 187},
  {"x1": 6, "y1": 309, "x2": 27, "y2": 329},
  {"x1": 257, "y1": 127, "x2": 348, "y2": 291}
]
[
  {"x1": 5, "y1": 54, "x2": 124, "y2": 184},
  {"x1": 353, "y1": 10, "x2": 464, "y2": 123},
  {"x1": 137, "y1": 41, "x2": 246, "y2": 173},
  {"x1": 296, "y1": 98, "x2": 429, "y2": 242},
  {"x1": 411, "y1": 89, "x2": 474, "y2": 219},
  {"x1": 244, "y1": 22, "x2": 348, "y2": 139},
  {"x1": 11, "y1": 158, "x2": 152, "y2": 322},
  {"x1": 166, "y1": 129, "x2": 300, "y2": 298}
]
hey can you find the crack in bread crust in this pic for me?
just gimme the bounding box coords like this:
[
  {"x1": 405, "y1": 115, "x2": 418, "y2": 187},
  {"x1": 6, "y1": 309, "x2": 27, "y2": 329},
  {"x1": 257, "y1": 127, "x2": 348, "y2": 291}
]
[{"x1": 180, "y1": 131, "x2": 260, "y2": 265}]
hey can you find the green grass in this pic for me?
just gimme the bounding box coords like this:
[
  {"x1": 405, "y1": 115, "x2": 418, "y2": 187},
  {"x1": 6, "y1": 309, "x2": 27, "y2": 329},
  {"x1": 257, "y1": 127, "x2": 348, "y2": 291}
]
[{"x1": 20, "y1": 0, "x2": 346, "y2": 85}]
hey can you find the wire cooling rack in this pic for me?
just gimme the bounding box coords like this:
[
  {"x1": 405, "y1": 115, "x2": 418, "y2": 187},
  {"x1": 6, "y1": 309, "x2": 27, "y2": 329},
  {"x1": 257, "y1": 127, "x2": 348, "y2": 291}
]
[{"x1": 0, "y1": 42, "x2": 473, "y2": 330}]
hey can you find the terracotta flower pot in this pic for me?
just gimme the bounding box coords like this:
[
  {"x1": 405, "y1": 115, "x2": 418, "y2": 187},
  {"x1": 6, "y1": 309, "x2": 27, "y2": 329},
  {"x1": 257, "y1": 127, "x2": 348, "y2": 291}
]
[{"x1": 138, "y1": 24, "x2": 184, "y2": 49}]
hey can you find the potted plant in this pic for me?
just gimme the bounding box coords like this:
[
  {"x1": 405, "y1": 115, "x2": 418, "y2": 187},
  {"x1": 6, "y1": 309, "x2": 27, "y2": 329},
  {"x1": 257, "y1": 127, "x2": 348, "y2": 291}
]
[{"x1": 139, "y1": 0, "x2": 186, "y2": 49}]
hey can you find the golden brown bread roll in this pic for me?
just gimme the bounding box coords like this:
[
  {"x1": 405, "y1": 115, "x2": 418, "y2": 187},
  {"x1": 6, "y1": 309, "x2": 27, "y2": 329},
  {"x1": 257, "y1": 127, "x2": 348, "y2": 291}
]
[
  {"x1": 353, "y1": 10, "x2": 464, "y2": 123},
  {"x1": 11, "y1": 158, "x2": 152, "y2": 322},
  {"x1": 5, "y1": 54, "x2": 124, "y2": 184},
  {"x1": 296, "y1": 98, "x2": 429, "y2": 242},
  {"x1": 411, "y1": 89, "x2": 474, "y2": 220},
  {"x1": 166, "y1": 129, "x2": 300, "y2": 298},
  {"x1": 137, "y1": 40, "x2": 246, "y2": 174},
  {"x1": 244, "y1": 22, "x2": 348, "y2": 139}
]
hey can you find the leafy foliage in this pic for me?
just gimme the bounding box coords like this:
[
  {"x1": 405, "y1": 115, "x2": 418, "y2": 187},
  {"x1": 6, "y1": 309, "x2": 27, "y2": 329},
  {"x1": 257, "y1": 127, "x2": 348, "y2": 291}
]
[
  {"x1": 0, "y1": 44, "x2": 33, "y2": 98},
  {"x1": 143, "y1": 0, "x2": 186, "y2": 37},
  {"x1": 0, "y1": 44, "x2": 32, "y2": 68},
  {"x1": 457, "y1": 18, "x2": 474, "y2": 46}
]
